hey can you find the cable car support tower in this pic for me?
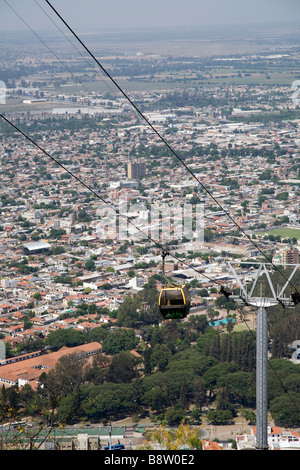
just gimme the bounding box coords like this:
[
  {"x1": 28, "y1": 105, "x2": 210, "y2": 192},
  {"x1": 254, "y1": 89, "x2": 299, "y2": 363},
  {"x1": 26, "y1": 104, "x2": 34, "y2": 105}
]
[{"x1": 223, "y1": 262, "x2": 300, "y2": 451}]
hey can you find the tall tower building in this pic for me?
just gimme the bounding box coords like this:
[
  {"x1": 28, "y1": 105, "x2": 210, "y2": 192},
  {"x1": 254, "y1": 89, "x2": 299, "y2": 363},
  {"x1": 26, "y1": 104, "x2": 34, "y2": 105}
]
[
  {"x1": 127, "y1": 161, "x2": 146, "y2": 179},
  {"x1": 282, "y1": 246, "x2": 299, "y2": 266}
]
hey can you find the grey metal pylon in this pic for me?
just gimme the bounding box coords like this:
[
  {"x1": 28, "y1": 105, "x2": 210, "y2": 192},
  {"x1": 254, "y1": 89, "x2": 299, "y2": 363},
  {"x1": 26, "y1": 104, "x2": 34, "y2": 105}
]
[
  {"x1": 256, "y1": 303, "x2": 268, "y2": 450},
  {"x1": 225, "y1": 262, "x2": 299, "y2": 450}
]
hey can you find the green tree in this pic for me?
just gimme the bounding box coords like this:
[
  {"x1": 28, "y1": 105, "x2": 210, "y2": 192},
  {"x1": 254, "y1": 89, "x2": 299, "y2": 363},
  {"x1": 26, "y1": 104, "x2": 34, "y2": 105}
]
[
  {"x1": 275, "y1": 191, "x2": 288, "y2": 201},
  {"x1": 85, "y1": 259, "x2": 95, "y2": 271},
  {"x1": 106, "y1": 351, "x2": 138, "y2": 383},
  {"x1": 165, "y1": 405, "x2": 186, "y2": 425},
  {"x1": 85, "y1": 352, "x2": 110, "y2": 385},
  {"x1": 270, "y1": 393, "x2": 300, "y2": 427},
  {"x1": 117, "y1": 295, "x2": 141, "y2": 327},
  {"x1": 102, "y1": 329, "x2": 139, "y2": 355},
  {"x1": 45, "y1": 328, "x2": 85, "y2": 349},
  {"x1": 80, "y1": 383, "x2": 135, "y2": 422},
  {"x1": 39, "y1": 353, "x2": 87, "y2": 412},
  {"x1": 143, "y1": 386, "x2": 168, "y2": 413},
  {"x1": 218, "y1": 371, "x2": 255, "y2": 406},
  {"x1": 207, "y1": 409, "x2": 234, "y2": 425}
]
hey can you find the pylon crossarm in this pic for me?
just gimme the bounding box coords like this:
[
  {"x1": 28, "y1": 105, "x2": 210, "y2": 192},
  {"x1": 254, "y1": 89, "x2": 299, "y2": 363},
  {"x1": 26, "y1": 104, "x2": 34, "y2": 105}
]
[
  {"x1": 223, "y1": 262, "x2": 299, "y2": 451},
  {"x1": 277, "y1": 265, "x2": 299, "y2": 298},
  {"x1": 227, "y1": 262, "x2": 248, "y2": 298},
  {"x1": 249, "y1": 263, "x2": 264, "y2": 298},
  {"x1": 263, "y1": 265, "x2": 278, "y2": 300},
  {"x1": 227, "y1": 262, "x2": 300, "y2": 308}
]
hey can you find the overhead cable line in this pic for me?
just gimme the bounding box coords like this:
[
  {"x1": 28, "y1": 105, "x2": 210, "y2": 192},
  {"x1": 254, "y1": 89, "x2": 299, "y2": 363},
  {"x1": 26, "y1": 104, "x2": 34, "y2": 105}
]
[
  {"x1": 0, "y1": 1, "x2": 232, "y2": 288},
  {"x1": 4, "y1": 0, "x2": 297, "y2": 295},
  {"x1": 0, "y1": 4, "x2": 225, "y2": 289},
  {"x1": 2, "y1": 0, "x2": 297, "y2": 296},
  {"x1": 37, "y1": 1, "x2": 300, "y2": 418},
  {"x1": 32, "y1": 0, "x2": 117, "y2": 95},
  {"x1": 2, "y1": 119, "x2": 300, "y2": 421},
  {"x1": 0, "y1": 113, "x2": 261, "y2": 348},
  {"x1": 43, "y1": 0, "x2": 300, "y2": 295},
  {"x1": 0, "y1": 113, "x2": 221, "y2": 287},
  {"x1": 2, "y1": 8, "x2": 300, "y2": 417},
  {"x1": 2, "y1": 0, "x2": 115, "y2": 97},
  {"x1": 2, "y1": 126, "x2": 300, "y2": 427},
  {"x1": 1, "y1": 116, "x2": 273, "y2": 386},
  {"x1": 2, "y1": 1, "x2": 299, "y2": 298}
]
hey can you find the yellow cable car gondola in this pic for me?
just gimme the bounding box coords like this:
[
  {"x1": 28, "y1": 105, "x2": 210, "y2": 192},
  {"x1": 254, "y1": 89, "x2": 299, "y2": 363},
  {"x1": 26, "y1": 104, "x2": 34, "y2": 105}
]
[
  {"x1": 158, "y1": 251, "x2": 191, "y2": 320},
  {"x1": 159, "y1": 284, "x2": 191, "y2": 319}
]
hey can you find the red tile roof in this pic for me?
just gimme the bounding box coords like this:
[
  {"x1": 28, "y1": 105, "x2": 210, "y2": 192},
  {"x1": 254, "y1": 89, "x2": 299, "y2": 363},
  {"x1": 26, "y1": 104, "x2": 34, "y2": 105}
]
[{"x1": 203, "y1": 440, "x2": 222, "y2": 450}]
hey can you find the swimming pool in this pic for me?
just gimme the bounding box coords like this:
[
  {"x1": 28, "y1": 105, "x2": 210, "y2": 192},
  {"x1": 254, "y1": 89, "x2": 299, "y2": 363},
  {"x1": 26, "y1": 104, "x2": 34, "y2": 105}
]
[{"x1": 208, "y1": 318, "x2": 236, "y2": 326}]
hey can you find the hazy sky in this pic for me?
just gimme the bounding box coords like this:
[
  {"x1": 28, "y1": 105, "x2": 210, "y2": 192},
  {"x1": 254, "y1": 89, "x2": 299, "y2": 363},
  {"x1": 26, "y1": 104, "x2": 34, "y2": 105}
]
[{"x1": 1, "y1": 0, "x2": 300, "y2": 32}]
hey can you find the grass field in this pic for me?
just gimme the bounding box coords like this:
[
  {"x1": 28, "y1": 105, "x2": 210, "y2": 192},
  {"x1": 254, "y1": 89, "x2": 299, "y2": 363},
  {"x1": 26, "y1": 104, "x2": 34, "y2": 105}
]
[{"x1": 264, "y1": 227, "x2": 300, "y2": 239}]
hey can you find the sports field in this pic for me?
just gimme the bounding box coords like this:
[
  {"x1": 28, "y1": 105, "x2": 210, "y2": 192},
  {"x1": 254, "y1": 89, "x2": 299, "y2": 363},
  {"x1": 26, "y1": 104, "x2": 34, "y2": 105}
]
[{"x1": 264, "y1": 228, "x2": 300, "y2": 239}]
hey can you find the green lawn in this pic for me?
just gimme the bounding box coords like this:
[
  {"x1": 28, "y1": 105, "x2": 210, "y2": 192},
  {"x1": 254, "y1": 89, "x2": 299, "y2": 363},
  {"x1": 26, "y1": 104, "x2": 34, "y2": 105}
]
[{"x1": 264, "y1": 227, "x2": 300, "y2": 239}]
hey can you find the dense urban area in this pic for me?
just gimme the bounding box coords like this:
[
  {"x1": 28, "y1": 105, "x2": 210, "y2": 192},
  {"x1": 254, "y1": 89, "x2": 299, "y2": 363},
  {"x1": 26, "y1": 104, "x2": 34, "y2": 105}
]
[{"x1": 0, "y1": 19, "x2": 300, "y2": 450}]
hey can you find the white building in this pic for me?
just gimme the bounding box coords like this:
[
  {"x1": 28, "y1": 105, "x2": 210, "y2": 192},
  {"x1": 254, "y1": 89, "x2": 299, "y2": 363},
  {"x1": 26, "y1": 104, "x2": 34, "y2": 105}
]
[
  {"x1": 236, "y1": 425, "x2": 300, "y2": 450},
  {"x1": 1, "y1": 278, "x2": 18, "y2": 289},
  {"x1": 127, "y1": 276, "x2": 144, "y2": 291},
  {"x1": 77, "y1": 434, "x2": 90, "y2": 451}
]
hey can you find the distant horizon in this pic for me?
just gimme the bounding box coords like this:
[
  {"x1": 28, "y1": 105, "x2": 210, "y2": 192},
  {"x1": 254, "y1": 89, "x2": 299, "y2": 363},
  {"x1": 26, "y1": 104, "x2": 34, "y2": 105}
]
[
  {"x1": 2, "y1": 18, "x2": 300, "y2": 29},
  {"x1": 1, "y1": 0, "x2": 300, "y2": 33},
  {"x1": 1, "y1": 19, "x2": 299, "y2": 37}
]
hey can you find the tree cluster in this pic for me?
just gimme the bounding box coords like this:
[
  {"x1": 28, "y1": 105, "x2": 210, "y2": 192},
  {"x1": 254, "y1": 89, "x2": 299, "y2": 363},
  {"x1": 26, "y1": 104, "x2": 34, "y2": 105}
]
[{"x1": 2, "y1": 264, "x2": 300, "y2": 434}]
